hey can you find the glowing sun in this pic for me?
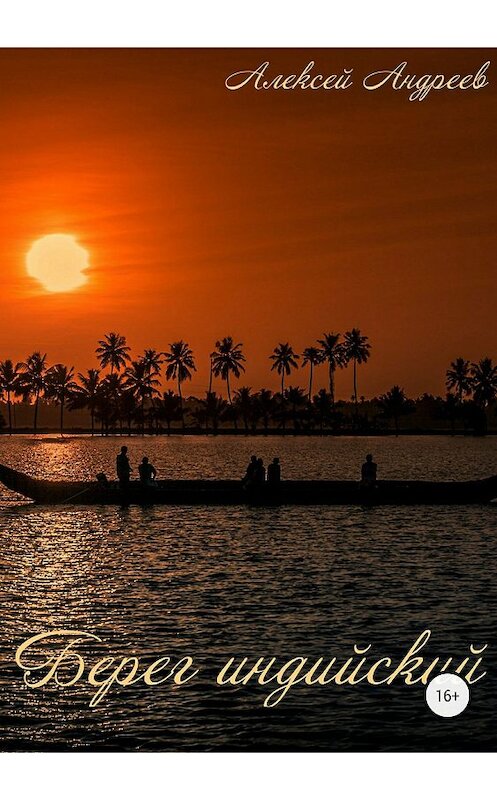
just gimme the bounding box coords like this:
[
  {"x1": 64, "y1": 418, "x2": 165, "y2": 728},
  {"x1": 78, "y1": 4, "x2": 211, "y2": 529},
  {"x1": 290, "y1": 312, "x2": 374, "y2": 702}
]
[{"x1": 26, "y1": 234, "x2": 89, "y2": 292}]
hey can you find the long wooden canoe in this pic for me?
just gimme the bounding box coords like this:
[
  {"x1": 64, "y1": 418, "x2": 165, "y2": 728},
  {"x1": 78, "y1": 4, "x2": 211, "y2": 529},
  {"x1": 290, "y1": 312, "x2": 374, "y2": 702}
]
[{"x1": 0, "y1": 463, "x2": 496, "y2": 506}]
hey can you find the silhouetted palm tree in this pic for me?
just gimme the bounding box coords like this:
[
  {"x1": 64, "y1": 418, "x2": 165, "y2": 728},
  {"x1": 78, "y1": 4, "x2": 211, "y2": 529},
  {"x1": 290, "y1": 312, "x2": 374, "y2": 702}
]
[
  {"x1": 124, "y1": 359, "x2": 161, "y2": 435},
  {"x1": 98, "y1": 373, "x2": 125, "y2": 434},
  {"x1": 164, "y1": 341, "x2": 196, "y2": 428},
  {"x1": 45, "y1": 364, "x2": 78, "y2": 436},
  {"x1": 119, "y1": 388, "x2": 139, "y2": 436},
  {"x1": 141, "y1": 350, "x2": 163, "y2": 431},
  {"x1": 471, "y1": 358, "x2": 497, "y2": 408},
  {"x1": 234, "y1": 387, "x2": 254, "y2": 433},
  {"x1": 379, "y1": 385, "x2": 415, "y2": 436},
  {"x1": 302, "y1": 346, "x2": 323, "y2": 399},
  {"x1": 285, "y1": 386, "x2": 306, "y2": 430},
  {"x1": 96, "y1": 332, "x2": 131, "y2": 374},
  {"x1": 147, "y1": 397, "x2": 162, "y2": 435},
  {"x1": 197, "y1": 391, "x2": 228, "y2": 434},
  {"x1": 0, "y1": 359, "x2": 21, "y2": 434},
  {"x1": 441, "y1": 392, "x2": 459, "y2": 435},
  {"x1": 446, "y1": 358, "x2": 473, "y2": 404},
  {"x1": 312, "y1": 388, "x2": 333, "y2": 432},
  {"x1": 157, "y1": 390, "x2": 182, "y2": 435},
  {"x1": 142, "y1": 348, "x2": 163, "y2": 377},
  {"x1": 255, "y1": 389, "x2": 273, "y2": 434},
  {"x1": 270, "y1": 342, "x2": 299, "y2": 394},
  {"x1": 18, "y1": 352, "x2": 48, "y2": 435},
  {"x1": 71, "y1": 369, "x2": 101, "y2": 436},
  {"x1": 343, "y1": 329, "x2": 371, "y2": 408},
  {"x1": 208, "y1": 351, "x2": 216, "y2": 394},
  {"x1": 317, "y1": 333, "x2": 346, "y2": 404},
  {"x1": 211, "y1": 337, "x2": 246, "y2": 405}
]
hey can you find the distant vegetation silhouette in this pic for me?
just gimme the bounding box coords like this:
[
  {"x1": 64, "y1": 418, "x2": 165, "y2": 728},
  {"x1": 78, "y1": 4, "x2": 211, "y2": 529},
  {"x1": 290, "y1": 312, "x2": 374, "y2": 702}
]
[{"x1": 0, "y1": 331, "x2": 496, "y2": 436}]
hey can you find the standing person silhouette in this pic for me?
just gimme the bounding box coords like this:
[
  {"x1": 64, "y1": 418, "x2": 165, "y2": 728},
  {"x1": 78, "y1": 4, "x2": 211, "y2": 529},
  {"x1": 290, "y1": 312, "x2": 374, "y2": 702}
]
[
  {"x1": 242, "y1": 455, "x2": 258, "y2": 486},
  {"x1": 361, "y1": 453, "x2": 377, "y2": 487},
  {"x1": 116, "y1": 446, "x2": 132, "y2": 489}
]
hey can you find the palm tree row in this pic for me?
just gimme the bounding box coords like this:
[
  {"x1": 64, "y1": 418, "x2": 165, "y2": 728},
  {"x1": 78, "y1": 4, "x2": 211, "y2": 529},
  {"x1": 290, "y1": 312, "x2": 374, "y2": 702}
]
[
  {"x1": 270, "y1": 329, "x2": 371, "y2": 403},
  {"x1": 446, "y1": 357, "x2": 497, "y2": 407},
  {"x1": 1, "y1": 333, "x2": 496, "y2": 435},
  {"x1": 0, "y1": 329, "x2": 372, "y2": 435},
  {"x1": 0, "y1": 354, "x2": 79, "y2": 436},
  {"x1": 445, "y1": 357, "x2": 497, "y2": 433}
]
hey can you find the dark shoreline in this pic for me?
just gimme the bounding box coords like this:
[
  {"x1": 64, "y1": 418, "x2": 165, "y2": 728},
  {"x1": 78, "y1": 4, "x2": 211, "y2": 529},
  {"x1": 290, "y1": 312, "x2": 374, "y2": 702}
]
[{"x1": 0, "y1": 428, "x2": 495, "y2": 437}]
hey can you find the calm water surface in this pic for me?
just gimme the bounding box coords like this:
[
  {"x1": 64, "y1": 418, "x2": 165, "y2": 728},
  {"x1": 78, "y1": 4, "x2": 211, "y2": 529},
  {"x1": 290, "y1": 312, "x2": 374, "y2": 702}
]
[{"x1": 0, "y1": 435, "x2": 496, "y2": 751}]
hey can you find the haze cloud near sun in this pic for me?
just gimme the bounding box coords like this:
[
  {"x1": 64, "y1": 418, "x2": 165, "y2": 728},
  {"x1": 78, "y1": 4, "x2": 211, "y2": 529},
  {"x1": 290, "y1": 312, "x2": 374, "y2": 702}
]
[{"x1": 0, "y1": 49, "x2": 495, "y2": 398}]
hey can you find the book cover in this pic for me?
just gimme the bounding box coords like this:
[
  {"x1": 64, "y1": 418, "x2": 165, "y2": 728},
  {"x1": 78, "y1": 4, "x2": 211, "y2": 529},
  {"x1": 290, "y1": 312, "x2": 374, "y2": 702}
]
[{"x1": 0, "y1": 48, "x2": 495, "y2": 752}]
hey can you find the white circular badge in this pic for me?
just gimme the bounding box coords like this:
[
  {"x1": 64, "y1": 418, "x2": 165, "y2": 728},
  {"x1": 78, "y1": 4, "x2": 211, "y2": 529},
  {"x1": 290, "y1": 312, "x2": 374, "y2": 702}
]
[{"x1": 425, "y1": 673, "x2": 470, "y2": 717}]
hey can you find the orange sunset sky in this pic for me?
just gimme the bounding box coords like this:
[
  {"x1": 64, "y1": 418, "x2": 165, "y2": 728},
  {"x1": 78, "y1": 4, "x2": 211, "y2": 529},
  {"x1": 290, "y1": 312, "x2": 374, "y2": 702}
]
[{"x1": 0, "y1": 48, "x2": 495, "y2": 399}]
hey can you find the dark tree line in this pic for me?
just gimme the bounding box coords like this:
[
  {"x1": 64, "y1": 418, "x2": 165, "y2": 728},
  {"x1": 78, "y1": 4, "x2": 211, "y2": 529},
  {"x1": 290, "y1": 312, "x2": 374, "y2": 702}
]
[{"x1": 0, "y1": 333, "x2": 496, "y2": 436}]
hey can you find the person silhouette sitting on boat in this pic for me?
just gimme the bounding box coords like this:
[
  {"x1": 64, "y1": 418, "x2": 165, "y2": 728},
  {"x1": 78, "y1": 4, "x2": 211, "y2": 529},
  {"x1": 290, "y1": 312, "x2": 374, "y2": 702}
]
[
  {"x1": 267, "y1": 457, "x2": 281, "y2": 484},
  {"x1": 242, "y1": 455, "x2": 258, "y2": 486},
  {"x1": 139, "y1": 456, "x2": 157, "y2": 487},
  {"x1": 255, "y1": 458, "x2": 266, "y2": 484},
  {"x1": 361, "y1": 454, "x2": 377, "y2": 487},
  {"x1": 116, "y1": 446, "x2": 132, "y2": 489}
]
